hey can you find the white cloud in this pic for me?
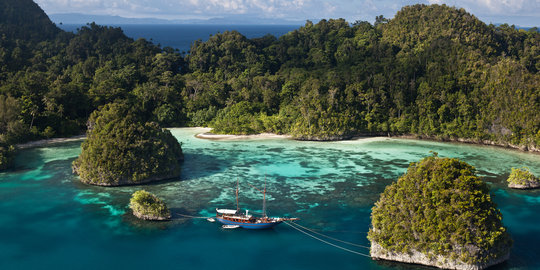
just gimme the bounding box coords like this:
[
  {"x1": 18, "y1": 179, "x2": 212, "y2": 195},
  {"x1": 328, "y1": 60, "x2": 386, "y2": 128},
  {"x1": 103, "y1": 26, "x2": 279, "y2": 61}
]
[
  {"x1": 426, "y1": 0, "x2": 534, "y2": 14},
  {"x1": 34, "y1": 0, "x2": 540, "y2": 25}
]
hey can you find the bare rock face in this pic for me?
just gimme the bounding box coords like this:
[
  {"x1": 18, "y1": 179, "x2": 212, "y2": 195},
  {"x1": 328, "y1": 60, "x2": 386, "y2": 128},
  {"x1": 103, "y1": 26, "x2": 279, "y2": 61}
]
[
  {"x1": 370, "y1": 242, "x2": 510, "y2": 270},
  {"x1": 508, "y1": 181, "x2": 540, "y2": 189},
  {"x1": 131, "y1": 210, "x2": 171, "y2": 221}
]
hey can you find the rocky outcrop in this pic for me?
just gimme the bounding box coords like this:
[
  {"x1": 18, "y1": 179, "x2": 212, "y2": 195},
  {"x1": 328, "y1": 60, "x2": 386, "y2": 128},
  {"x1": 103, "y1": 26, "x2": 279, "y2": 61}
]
[
  {"x1": 72, "y1": 162, "x2": 180, "y2": 187},
  {"x1": 129, "y1": 190, "x2": 171, "y2": 221},
  {"x1": 72, "y1": 103, "x2": 184, "y2": 187},
  {"x1": 508, "y1": 181, "x2": 540, "y2": 189},
  {"x1": 368, "y1": 156, "x2": 512, "y2": 270},
  {"x1": 131, "y1": 210, "x2": 171, "y2": 221},
  {"x1": 507, "y1": 168, "x2": 540, "y2": 190},
  {"x1": 370, "y1": 242, "x2": 510, "y2": 270}
]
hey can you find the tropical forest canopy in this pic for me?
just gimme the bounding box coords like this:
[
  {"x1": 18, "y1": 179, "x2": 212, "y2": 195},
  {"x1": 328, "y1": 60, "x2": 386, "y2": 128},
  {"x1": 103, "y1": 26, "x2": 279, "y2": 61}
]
[{"x1": 0, "y1": 0, "x2": 539, "y2": 168}]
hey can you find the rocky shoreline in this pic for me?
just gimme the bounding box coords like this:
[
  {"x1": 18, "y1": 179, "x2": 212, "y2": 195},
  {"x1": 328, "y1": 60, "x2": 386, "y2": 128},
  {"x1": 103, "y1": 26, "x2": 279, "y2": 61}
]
[
  {"x1": 129, "y1": 190, "x2": 171, "y2": 221},
  {"x1": 131, "y1": 210, "x2": 171, "y2": 221},
  {"x1": 72, "y1": 162, "x2": 180, "y2": 186},
  {"x1": 508, "y1": 182, "x2": 540, "y2": 189},
  {"x1": 401, "y1": 134, "x2": 540, "y2": 153},
  {"x1": 370, "y1": 242, "x2": 510, "y2": 270}
]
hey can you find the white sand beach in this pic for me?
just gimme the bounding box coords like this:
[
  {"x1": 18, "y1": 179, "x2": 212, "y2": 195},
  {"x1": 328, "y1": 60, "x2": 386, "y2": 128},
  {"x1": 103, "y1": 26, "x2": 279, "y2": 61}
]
[
  {"x1": 16, "y1": 135, "x2": 86, "y2": 149},
  {"x1": 195, "y1": 131, "x2": 291, "y2": 141}
]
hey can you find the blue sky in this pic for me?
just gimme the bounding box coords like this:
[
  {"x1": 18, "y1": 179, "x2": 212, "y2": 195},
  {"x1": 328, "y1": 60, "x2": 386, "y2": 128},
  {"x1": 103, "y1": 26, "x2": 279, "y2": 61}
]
[{"x1": 35, "y1": 0, "x2": 540, "y2": 26}]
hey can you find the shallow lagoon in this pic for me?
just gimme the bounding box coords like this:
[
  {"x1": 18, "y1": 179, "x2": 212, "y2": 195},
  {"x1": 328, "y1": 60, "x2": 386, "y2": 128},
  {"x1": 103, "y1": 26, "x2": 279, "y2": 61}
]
[{"x1": 1, "y1": 127, "x2": 539, "y2": 269}]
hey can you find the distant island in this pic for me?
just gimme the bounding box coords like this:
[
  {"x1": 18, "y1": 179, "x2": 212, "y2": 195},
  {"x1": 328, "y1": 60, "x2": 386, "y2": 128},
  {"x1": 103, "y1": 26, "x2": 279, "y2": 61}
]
[
  {"x1": 0, "y1": 0, "x2": 539, "y2": 170},
  {"x1": 49, "y1": 13, "x2": 306, "y2": 26},
  {"x1": 507, "y1": 167, "x2": 540, "y2": 189},
  {"x1": 72, "y1": 103, "x2": 184, "y2": 186},
  {"x1": 369, "y1": 156, "x2": 512, "y2": 269}
]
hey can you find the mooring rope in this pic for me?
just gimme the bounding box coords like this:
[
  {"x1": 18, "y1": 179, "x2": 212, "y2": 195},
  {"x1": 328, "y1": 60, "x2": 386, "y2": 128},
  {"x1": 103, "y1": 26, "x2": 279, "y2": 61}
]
[
  {"x1": 290, "y1": 222, "x2": 370, "y2": 249},
  {"x1": 176, "y1": 213, "x2": 213, "y2": 219},
  {"x1": 284, "y1": 222, "x2": 371, "y2": 258}
]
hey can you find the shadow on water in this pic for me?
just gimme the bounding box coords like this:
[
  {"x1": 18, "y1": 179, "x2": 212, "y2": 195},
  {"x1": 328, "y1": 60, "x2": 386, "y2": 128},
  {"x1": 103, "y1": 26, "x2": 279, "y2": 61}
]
[
  {"x1": 180, "y1": 152, "x2": 233, "y2": 181},
  {"x1": 10, "y1": 141, "x2": 82, "y2": 172}
]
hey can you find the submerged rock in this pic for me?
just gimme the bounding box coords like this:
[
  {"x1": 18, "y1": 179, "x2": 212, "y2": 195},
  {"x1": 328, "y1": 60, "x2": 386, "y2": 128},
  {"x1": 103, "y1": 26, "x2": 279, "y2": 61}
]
[
  {"x1": 368, "y1": 156, "x2": 512, "y2": 270},
  {"x1": 507, "y1": 167, "x2": 540, "y2": 189},
  {"x1": 130, "y1": 190, "x2": 171, "y2": 221}
]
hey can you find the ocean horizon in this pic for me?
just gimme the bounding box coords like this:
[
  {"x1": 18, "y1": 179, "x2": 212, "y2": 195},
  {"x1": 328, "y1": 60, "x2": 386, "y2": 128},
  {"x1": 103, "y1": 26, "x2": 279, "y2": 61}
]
[{"x1": 59, "y1": 24, "x2": 301, "y2": 53}]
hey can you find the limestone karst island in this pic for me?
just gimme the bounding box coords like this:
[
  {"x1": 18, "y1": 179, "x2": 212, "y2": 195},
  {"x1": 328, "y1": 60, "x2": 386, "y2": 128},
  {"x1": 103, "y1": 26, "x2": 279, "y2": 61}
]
[
  {"x1": 369, "y1": 156, "x2": 512, "y2": 269},
  {"x1": 0, "y1": 0, "x2": 539, "y2": 269},
  {"x1": 72, "y1": 103, "x2": 184, "y2": 186}
]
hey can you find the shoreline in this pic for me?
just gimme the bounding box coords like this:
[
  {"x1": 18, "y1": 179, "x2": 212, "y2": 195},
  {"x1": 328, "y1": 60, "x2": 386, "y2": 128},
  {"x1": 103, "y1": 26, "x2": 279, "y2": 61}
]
[
  {"x1": 15, "y1": 135, "x2": 86, "y2": 149},
  {"x1": 393, "y1": 134, "x2": 540, "y2": 154},
  {"x1": 194, "y1": 129, "x2": 539, "y2": 154},
  {"x1": 195, "y1": 132, "x2": 291, "y2": 140}
]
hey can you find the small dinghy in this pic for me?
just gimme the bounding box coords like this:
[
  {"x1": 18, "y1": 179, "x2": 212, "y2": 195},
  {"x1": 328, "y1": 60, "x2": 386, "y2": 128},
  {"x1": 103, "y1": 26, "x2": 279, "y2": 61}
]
[
  {"x1": 222, "y1": 225, "x2": 240, "y2": 229},
  {"x1": 207, "y1": 218, "x2": 216, "y2": 222}
]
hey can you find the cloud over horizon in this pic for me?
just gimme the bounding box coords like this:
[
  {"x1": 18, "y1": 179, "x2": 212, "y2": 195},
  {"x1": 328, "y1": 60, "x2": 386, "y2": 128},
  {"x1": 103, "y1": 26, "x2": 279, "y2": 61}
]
[{"x1": 35, "y1": 0, "x2": 540, "y2": 26}]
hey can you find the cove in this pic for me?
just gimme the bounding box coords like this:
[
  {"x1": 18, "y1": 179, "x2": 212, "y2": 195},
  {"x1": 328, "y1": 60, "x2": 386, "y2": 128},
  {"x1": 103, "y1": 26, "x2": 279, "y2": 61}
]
[{"x1": 0, "y1": 127, "x2": 539, "y2": 270}]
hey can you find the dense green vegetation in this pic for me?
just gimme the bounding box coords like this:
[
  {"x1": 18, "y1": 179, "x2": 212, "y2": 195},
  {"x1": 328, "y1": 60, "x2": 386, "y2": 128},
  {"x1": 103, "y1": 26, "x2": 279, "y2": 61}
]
[
  {"x1": 0, "y1": 142, "x2": 14, "y2": 170},
  {"x1": 72, "y1": 103, "x2": 184, "y2": 186},
  {"x1": 129, "y1": 190, "x2": 171, "y2": 220},
  {"x1": 0, "y1": 1, "x2": 539, "y2": 169},
  {"x1": 507, "y1": 167, "x2": 540, "y2": 189},
  {"x1": 368, "y1": 156, "x2": 512, "y2": 264},
  {"x1": 189, "y1": 7, "x2": 540, "y2": 145}
]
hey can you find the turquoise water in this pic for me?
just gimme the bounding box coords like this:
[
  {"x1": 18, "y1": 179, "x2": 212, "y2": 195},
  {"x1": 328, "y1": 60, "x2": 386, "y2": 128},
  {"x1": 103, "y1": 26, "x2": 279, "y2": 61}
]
[{"x1": 1, "y1": 127, "x2": 539, "y2": 269}]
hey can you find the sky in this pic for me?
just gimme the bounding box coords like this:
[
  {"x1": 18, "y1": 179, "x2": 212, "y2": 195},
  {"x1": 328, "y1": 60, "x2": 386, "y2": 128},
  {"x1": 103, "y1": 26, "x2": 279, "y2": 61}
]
[{"x1": 35, "y1": 0, "x2": 540, "y2": 27}]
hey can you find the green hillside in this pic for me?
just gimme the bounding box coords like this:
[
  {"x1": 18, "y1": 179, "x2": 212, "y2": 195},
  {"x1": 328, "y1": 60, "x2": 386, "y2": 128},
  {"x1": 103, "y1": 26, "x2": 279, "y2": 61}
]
[
  {"x1": 0, "y1": 0, "x2": 60, "y2": 42},
  {"x1": 0, "y1": 2, "x2": 539, "y2": 169}
]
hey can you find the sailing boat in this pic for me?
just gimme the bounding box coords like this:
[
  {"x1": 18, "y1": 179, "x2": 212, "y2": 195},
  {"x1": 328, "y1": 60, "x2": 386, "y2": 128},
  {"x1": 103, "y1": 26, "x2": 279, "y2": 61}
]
[{"x1": 215, "y1": 177, "x2": 298, "y2": 229}]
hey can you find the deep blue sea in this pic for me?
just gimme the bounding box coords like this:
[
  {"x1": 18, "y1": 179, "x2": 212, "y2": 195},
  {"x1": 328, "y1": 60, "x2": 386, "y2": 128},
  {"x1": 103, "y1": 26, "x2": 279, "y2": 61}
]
[
  {"x1": 1, "y1": 128, "x2": 540, "y2": 269},
  {"x1": 59, "y1": 24, "x2": 300, "y2": 53}
]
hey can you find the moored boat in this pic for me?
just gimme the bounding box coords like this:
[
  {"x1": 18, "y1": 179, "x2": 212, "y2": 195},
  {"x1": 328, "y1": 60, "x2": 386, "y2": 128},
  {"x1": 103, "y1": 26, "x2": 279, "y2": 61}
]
[{"x1": 215, "y1": 177, "x2": 297, "y2": 229}]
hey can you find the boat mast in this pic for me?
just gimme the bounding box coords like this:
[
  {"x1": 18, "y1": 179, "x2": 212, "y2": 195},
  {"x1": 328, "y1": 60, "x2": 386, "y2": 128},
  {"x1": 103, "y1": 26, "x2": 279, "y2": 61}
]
[
  {"x1": 236, "y1": 177, "x2": 239, "y2": 212},
  {"x1": 247, "y1": 177, "x2": 268, "y2": 218},
  {"x1": 262, "y1": 175, "x2": 267, "y2": 218}
]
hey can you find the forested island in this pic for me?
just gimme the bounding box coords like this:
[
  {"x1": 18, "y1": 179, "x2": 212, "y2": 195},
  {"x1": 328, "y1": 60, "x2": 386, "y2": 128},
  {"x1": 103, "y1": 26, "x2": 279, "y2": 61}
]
[
  {"x1": 130, "y1": 190, "x2": 171, "y2": 220},
  {"x1": 507, "y1": 167, "x2": 540, "y2": 189},
  {"x1": 72, "y1": 103, "x2": 184, "y2": 186},
  {"x1": 369, "y1": 156, "x2": 512, "y2": 269},
  {"x1": 0, "y1": 0, "x2": 539, "y2": 171}
]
